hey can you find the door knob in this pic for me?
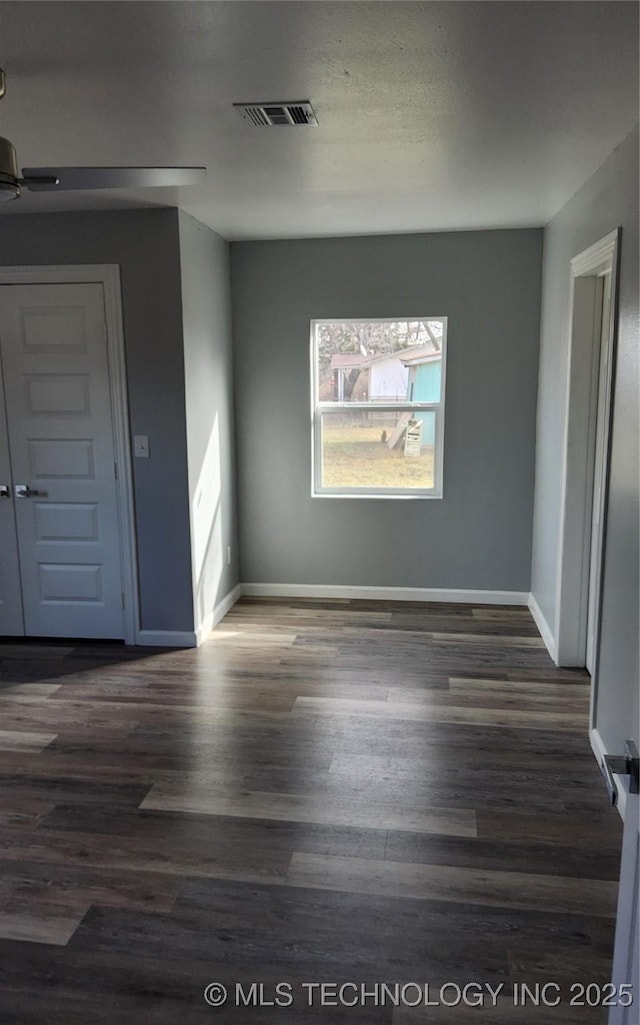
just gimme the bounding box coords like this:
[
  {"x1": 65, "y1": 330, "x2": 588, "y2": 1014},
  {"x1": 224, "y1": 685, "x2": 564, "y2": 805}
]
[
  {"x1": 14, "y1": 484, "x2": 41, "y2": 498},
  {"x1": 602, "y1": 741, "x2": 639, "y2": 806},
  {"x1": 0, "y1": 484, "x2": 10, "y2": 498}
]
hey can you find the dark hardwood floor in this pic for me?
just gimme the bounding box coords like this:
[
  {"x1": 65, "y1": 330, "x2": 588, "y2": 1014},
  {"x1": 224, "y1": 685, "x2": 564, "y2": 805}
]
[{"x1": 0, "y1": 599, "x2": 623, "y2": 1023}]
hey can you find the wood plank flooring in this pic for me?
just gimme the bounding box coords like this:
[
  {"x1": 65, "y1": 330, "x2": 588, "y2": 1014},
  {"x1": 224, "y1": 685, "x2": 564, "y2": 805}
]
[{"x1": 0, "y1": 599, "x2": 623, "y2": 1024}]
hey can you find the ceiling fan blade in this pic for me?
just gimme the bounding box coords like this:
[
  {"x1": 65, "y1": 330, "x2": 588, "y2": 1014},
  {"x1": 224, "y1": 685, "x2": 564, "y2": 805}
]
[{"x1": 21, "y1": 166, "x2": 206, "y2": 191}]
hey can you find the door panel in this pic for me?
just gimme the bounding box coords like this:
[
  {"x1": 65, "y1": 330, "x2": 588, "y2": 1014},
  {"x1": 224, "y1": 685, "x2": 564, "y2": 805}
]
[
  {"x1": 0, "y1": 282, "x2": 124, "y2": 639},
  {"x1": 25, "y1": 374, "x2": 91, "y2": 416}
]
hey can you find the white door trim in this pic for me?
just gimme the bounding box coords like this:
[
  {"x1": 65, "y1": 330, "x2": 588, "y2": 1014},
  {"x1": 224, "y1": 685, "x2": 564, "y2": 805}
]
[
  {"x1": 585, "y1": 267, "x2": 612, "y2": 674},
  {"x1": 554, "y1": 229, "x2": 619, "y2": 684},
  {"x1": 0, "y1": 264, "x2": 140, "y2": 644}
]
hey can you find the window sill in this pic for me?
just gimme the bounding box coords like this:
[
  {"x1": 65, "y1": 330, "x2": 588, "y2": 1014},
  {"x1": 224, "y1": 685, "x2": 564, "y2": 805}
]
[{"x1": 311, "y1": 491, "x2": 443, "y2": 500}]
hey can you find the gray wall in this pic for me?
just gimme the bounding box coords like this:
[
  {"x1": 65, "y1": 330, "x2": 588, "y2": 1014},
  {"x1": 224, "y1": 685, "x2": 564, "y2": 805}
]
[
  {"x1": 531, "y1": 125, "x2": 639, "y2": 754},
  {"x1": 178, "y1": 211, "x2": 238, "y2": 631},
  {"x1": 231, "y1": 229, "x2": 542, "y2": 590},
  {"x1": 0, "y1": 208, "x2": 194, "y2": 633}
]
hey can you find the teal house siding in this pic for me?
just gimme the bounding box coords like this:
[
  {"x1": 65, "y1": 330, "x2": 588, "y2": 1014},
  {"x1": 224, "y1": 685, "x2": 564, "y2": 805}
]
[
  {"x1": 407, "y1": 359, "x2": 442, "y2": 446},
  {"x1": 411, "y1": 360, "x2": 441, "y2": 402}
]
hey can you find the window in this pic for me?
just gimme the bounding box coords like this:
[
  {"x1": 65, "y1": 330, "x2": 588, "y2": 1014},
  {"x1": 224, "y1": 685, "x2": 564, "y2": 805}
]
[{"x1": 311, "y1": 318, "x2": 447, "y2": 498}]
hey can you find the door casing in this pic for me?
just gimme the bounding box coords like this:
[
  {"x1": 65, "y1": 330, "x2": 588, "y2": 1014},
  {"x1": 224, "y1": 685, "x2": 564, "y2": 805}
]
[
  {"x1": 0, "y1": 265, "x2": 139, "y2": 644},
  {"x1": 553, "y1": 231, "x2": 619, "y2": 687},
  {"x1": 585, "y1": 268, "x2": 612, "y2": 674}
]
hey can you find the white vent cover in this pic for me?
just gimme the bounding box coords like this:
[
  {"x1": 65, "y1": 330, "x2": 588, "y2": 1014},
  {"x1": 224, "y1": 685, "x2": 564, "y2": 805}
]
[{"x1": 234, "y1": 101, "x2": 318, "y2": 127}]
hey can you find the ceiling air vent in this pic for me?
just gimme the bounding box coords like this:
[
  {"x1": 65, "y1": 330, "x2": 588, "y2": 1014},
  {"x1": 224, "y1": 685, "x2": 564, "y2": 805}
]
[{"x1": 234, "y1": 101, "x2": 318, "y2": 127}]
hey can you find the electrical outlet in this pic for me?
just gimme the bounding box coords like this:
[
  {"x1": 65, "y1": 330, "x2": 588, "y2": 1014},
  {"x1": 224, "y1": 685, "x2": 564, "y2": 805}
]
[{"x1": 226, "y1": 545, "x2": 232, "y2": 566}]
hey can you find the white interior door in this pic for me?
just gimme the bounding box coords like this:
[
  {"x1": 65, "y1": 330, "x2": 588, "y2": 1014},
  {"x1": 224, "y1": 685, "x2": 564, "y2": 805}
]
[{"x1": 0, "y1": 282, "x2": 125, "y2": 639}]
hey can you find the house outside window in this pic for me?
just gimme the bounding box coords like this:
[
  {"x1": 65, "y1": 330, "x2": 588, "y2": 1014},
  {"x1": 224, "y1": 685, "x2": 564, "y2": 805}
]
[{"x1": 311, "y1": 318, "x2": 447, "y2": 498}]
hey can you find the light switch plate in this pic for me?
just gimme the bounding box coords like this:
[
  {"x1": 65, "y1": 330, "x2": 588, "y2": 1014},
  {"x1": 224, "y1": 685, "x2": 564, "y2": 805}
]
[{"x1": 134, "y1": 434, "x2": 150, "y2": 458}]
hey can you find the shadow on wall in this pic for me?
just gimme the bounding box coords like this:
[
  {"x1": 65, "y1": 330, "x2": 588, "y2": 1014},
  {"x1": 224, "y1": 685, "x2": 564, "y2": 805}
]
[{"x1": 191, "y1": 414, "x2": 225, "y2": 627}]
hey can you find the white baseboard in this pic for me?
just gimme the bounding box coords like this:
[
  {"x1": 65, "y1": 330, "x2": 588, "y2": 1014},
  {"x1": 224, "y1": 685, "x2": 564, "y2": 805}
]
[
  {"x1": 590, "y1": 727, "x2": 627, "y2": 820},
  {"x1": 528, "y1": 592, "x2": 557, "y2": 661},
  {"x1": 136, "y1": 585, "x2": 241, "y2": 649},
  {"x1": 194, "y1": 614, "x2": 214, "y2": 647},
  {"x1": 241, "y1": 583, "x2": 529, "y2": 605},
  {"x1": 136, "y1": 629, "x2": 197, "y2": 648},
  {"x1": 215, "y1": 582, "x2": 243, "y2": 623},
  {"x1": 195, "y1": 583, "x2": 242, "y2": 644}
]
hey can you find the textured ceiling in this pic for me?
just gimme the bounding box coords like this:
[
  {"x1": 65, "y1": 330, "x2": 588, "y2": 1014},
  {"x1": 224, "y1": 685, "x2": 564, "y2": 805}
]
[{"x1": 0, "y1": 1, "x2": 637, "y2": 239}]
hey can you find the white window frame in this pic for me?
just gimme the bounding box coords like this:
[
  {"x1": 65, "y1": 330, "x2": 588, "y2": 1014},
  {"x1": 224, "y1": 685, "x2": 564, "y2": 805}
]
[{"x1": 310, "y1": 317, "x2": 447, "y2": 499}]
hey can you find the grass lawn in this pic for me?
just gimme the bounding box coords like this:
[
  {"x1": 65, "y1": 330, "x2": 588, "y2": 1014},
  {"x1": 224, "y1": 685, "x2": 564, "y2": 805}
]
[{"x1": 321, "y1": 422, "x2": 435, "y2": 489}]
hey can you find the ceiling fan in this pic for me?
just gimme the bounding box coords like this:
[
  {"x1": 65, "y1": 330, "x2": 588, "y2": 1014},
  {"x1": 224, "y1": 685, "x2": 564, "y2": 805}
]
[{"x1": 0, "y1": 69, "x2": 206, "y2": 202}]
